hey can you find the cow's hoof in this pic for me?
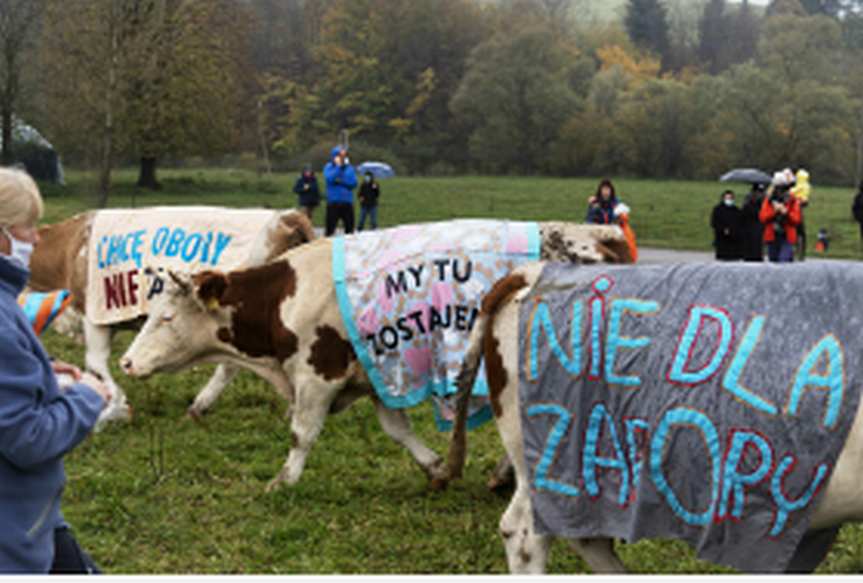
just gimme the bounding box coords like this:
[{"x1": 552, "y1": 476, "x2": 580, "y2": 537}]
[
  {"x1": 487, "y1": 469, "x2": 516, "y2": 492},
  {"x1": 429, "y1": 476, "x2": 450, "y2": 492},
  {"x1": 186, "y1": 407, "x2": 205, "y2": 424},
  {"x1": 265, "y1": 478, "x2": 283, "y2": 494}
]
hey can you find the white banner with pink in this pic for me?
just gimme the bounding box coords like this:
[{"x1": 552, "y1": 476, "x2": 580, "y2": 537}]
[{"x1": 332, "y1": 220, "x2": 540, "y2": 429}]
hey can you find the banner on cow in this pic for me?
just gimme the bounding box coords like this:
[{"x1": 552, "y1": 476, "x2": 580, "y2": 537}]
[
  {"x1": 333, "y1": 219, "x2": 540, "y2": 429},
  {"x1": 86, "y1": 207, "x2": 275, "y2": 325},
  {"x1": 519, "y1": 261, "x2": 863, "y2": 572}
]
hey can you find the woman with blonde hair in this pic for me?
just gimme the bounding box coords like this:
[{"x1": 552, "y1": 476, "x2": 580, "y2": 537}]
[{"x1": 0, "y1": 168, "x2": 112, "y2": 573}]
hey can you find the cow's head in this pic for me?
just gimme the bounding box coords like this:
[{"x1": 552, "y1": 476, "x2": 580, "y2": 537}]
[
  {"x1": 120, "y1": 260, "x2": 299, "y2": 378},
  {"x1": 119, "y1": 271, "x2": 231, "y2": 378},
  {"x1": 539, "y1": 223, "x2": 634, "y2": 264}
]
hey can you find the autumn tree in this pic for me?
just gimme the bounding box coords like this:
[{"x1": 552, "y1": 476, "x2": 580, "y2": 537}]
[
  {"x1": 0, "y1": 0, "x2": 43, "y2": 165},
  {"x1": 450, "y1": 25, "x2": 579, "y2": 173},
  {"x1": 729, "y1": 0, "x2": 760, "y2": 66},
  {"x1": 270, "y1": 0, "x2": 487, "y2": 171},
  {"x1": 766, "y1": 0, "x2": 808, "y2": 17},
  {"x1": 41, "y1": 0, "x2": 252, "y2": 200},
  {"x1": 127, "y1": 0, "x2": 253, "y2": 189},
  {"x1": 699, "y1": 0, "x2": 732, "y2": 74},
  {"x1": 41, "y1": 0, "x2": 140, "y2": 206},
  {"x1": 624, "y1": 0, "x2": 672, "y2": 67}
]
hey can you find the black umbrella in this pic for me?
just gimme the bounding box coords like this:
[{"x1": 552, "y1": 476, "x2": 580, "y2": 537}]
[{"x1": 719, "y1": 168, "x2": 772, "y2": 185}]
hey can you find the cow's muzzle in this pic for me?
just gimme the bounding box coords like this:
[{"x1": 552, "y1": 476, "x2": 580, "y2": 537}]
[{"x1": 119, "y1": 356, "x2": 141, "y2": 377}]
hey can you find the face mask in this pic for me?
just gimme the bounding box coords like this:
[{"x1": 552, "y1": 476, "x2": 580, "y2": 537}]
[
  {"x1": 724, "y1": 199, "x2": 735, "y2": 207},
  {"x1": 365, "y1": 176, "x2": 372, "y2": 183},
  {"x1": 2, "y1": 227, "x2": 34, "y2": 269}
]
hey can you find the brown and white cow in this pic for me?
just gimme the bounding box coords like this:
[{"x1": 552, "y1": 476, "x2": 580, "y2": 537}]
[
  {"x1": 444, "y1": 262, "x2": 863, "y2": 574},
  {"x1": 29, "y1": 208, "x2": 315, "y2": 427},
  {"x1": 119, "y1": 223, "x2": 633, "y2": 491}
]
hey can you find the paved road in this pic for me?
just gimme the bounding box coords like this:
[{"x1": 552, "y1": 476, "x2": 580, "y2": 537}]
[
  {"x1": 638, "y1": 247, "x2": 713, "y2": 264},
  {"x1": 638, "y1": 247, "x2": 839, "y2": 264}
]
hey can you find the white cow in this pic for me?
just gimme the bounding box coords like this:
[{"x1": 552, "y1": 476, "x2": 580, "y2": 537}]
[
  {"x1": 445, "y1": 262, "x2": 863, "y2": 574},
  {"x1": 119, "y1": 223, "x2": 634, "y2": 491},
  {"x1": 29, "y1": 208, "x2": 315, "y2": 427}
]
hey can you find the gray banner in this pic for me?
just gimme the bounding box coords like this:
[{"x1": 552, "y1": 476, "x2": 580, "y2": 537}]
[{"x1": 518, "y1": 261, "x2": 863, "y2": 572}]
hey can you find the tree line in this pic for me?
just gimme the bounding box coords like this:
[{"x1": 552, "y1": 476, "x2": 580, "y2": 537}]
[{"x1": 3, "y1": 0, "x2": 863, "y2": 204}]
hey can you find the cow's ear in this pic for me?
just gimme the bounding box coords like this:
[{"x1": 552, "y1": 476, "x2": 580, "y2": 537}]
[
  {"x1": 281, "y1": 211, "x2": 316, "y2": 244},
  {"x1": 193, "y1": 271, "x2": 229, "y2": 311}
]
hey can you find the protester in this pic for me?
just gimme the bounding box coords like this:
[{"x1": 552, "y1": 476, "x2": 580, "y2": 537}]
[
  {"x1": 586, "y1": 179, "x2": 621, "y2": 225},
  {"x1": 710, "y1": 190, "x2": 743, "y2": 261},
  {"x1": 815, "y1": 228, "x2": 830, "y2": 254},
  {"x1": 852, "y1": 180, "x2": 863, "y2": 250},
  {"x1": 759, "y1": 172, "x2": 802, "y2": 263},
  {"x1": 0, "y1": 168, "x2": 112, "y2": 573},
  {"x1": 584, "y1": 179, "x2": 638, "y2": 260},
  {"x1": 292, "y1": 164, "x2": 320, "y2": 221},
  {"x1": 740, "y1": 183, "x2": 766, "y2": 262},
  {"x1": 323, "y1": 145, "x2": 358, "y2": 236},
  {"x1": 357, "y1": 171, "x2": 380, "y2": 231},
  {"x1": 791, "y1": 167, "x2": 811, "y2": 260}
]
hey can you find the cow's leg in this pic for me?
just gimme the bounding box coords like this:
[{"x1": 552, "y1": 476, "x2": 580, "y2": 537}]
[
  {"x1": 372, "y1": 401, "x2": 447, "y2": 484},
  {"x1": 569, "y1": 538, "x2": 626, "y2": 573},
  {"x1": 84, "y1": 319, "x2": 131, "y2": 428},
  {"x1": 187, "y1": 364, "x2": 239, "y2": 418},
  {"x1": 499, "y1": 484, "x2": 549, "y2": 573},
  {"x1": 784, "y1": 527, "x2": 840, "y2": 574},
  {"x1": 487, "y1": 454, "x2": 515, "y2": 491},
  {"x1": 265, "y1": 377, "x2": 338, "y2": 492}
]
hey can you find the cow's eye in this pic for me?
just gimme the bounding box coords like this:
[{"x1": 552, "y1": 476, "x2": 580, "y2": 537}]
[{"x1": 161, "y1": 313, "x2": 175, "y2": 323}]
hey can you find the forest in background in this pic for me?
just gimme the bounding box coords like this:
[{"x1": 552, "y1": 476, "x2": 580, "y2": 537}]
[{"x1": 3, "y1": 0, "x2": 863, "y2": 203}]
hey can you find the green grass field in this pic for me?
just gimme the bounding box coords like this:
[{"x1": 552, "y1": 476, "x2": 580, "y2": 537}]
[
  {"x1": 35, "y1": 169, "x2": 863, "y2": 573},
  {"x1": 42, "y1": 168, "x2": 863, "y2": 256}
]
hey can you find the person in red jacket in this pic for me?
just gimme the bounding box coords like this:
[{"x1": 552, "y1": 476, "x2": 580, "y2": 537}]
[{"x1": 759, "y1": 173, "x2": 801, "y2": 263}]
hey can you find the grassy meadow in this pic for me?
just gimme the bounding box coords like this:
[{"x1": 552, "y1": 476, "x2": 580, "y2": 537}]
[{"x1": 35, "y1": 169, "x2": 863, "y2": 573}]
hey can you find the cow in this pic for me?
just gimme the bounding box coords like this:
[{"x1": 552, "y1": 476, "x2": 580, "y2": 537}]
[
  {"x1": 28, "y1": 208, "x2": 315, "y2": 427},
  {"x1": 444, "y1": 261, "x2": 863, "y2": 574},
  {"x1": 118, "y1": 223, "x2": 633, "y2": 492}
]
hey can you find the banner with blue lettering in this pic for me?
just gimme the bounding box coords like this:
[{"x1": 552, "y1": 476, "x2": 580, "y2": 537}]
[
  {"x1": 86, "y1": 207, "x2": 276, "y2": 325},
  {"x1": 519, "y1": 261, "x2": 863, "y2": 572},
  {"x1": 333, "y1": 220, "x2": 540, "y2": 430}
]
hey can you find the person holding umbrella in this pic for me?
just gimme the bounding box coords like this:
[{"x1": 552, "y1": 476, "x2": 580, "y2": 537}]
[
  {"x1": 711, "y1": 190, "x2": 743, "y2": 261},
  {"x1": 741, "y1": 183, "x2": 766, "y2": 261},
  {"x1": 719, "y1": 168, "x2": 772, "y2": 261}
]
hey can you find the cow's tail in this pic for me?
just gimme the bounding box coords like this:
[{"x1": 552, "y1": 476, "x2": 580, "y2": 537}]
[{"x1": 444, "y1": 271, "x2": 531, "y2": 484}]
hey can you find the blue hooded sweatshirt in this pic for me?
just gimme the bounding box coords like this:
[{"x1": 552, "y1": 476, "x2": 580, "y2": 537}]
[
  {"x1": 0, "y1": 254, "x2": 104, "y2": 573},
  {"x1": 323, "y1": 146, "x2": 358, "y2": 204}
]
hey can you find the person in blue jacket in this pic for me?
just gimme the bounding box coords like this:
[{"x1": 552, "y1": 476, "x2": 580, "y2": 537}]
[
  {"x1": 323, "y1": 145, "x2": 358, "y2": 236},
  {"x1": 0, "y1": 168, "x2": 112, "y2": 573}
]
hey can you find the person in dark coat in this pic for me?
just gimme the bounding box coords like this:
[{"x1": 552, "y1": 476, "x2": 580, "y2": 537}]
[
  {"x1": 292, "y1": 164, "x2": 320, "y2": 221},
  {"x1": 357, "y1": 171, "x2": 381, "y2": 231},
  {"x1": 585, "y1": 178, "x2": 621, "y2": 224},
  {"x1": 853, "y1": 181, "x2": 863, "y2": 252},
  {"x1": 711, "y1": 190, "x2": 743, "y2": 261},
  {"x1": 740, "y1": 184, "x2": 766, "y2": 262}
]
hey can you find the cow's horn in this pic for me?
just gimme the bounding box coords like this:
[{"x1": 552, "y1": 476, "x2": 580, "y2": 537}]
[{"x1": 168, "y1": 270, "x2": 191, "y2": 294}]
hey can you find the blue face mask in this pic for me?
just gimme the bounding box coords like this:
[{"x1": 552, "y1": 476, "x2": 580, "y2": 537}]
[{"x1": 2, "y1": 227, "x2": 34, "y2": 269}]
